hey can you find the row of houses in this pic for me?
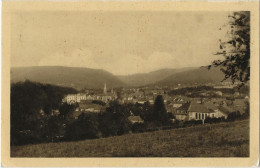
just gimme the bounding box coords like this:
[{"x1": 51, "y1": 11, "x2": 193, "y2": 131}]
[
  {"x1": 63, "y1": 83, "x2": 117, "y2": 104},
  {"x1": 172, "y1": 100, "x2": 248, "y2": 121},
  {"x1": 63, "y1": 92, "x2": 117, "y2": 104}
]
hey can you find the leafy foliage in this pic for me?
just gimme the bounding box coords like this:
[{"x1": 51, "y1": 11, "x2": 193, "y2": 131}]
[
  {"x1": 11, "y1": 80, "x2": 77, "y2": 145},
  {"x1": 152, "y1": 95, "x2": 168, "y2": 124},
  {"x1": 99, "y1": 101, "x2": 131, "y2": 136},
  {"x1": 65, "y1": 113, "x2": 101, "y2": 141},
  {"x1": 59, "y1": 103, "x2": 77, "y2": 120},
  {"x1": 92, "y1": 100, "x2": 106, "y2": 106},
  {"x1": 210, "y1": 12, "x2": 250, "y2": 85},
  {"x1": 227, "y1": 111, "x2": 241, "y2": 122}
]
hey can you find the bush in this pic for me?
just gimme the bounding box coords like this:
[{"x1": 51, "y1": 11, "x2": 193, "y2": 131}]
[
  {"x1": 11, "y1": 130, "x2": 43, "y2": 146},
  {"x1": 98, "y1": 101, "x2": 131, "y2": 137},
  {"x1": 205, "y1": 117, "x2": 225, "y2": 124},
  {"x1": 92, "y1": 100, "x2": 106, "y2": 106},
  {"x1": 65, "y1": 113, "x2": 101, "y2": 141},
  {"x1": 227, "y1": 111, "x2": 241, "y2": 122},
  {"x1": 131, "y1": 123, "x2": 146, "y2": 133},
  {"x1": 183, "y1": 120, "x2": 202, "y2": 127}
]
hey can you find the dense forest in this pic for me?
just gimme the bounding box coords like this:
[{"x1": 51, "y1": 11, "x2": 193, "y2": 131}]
[{"x1": 11, "y1": 81, "x2": 77, "y2": 145}]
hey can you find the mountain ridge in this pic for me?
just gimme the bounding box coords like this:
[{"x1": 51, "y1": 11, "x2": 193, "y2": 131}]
[
  {"x1": 154, "y1": 66, "x2": 228, "y2": 86},
  {"x1": 11, "y1": 66, "x2": 126, "y2": 90},
  {"x1": 117, "y1": 67, "x2": 197, "y2": 87},
  {"x1": 11, "y1": 66, "x2": 227, "y2": 89}
]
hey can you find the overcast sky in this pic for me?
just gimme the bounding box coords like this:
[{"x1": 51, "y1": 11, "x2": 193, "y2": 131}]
[{"x1": 11, "y1": 11, "x2": 230, "y2": 75}]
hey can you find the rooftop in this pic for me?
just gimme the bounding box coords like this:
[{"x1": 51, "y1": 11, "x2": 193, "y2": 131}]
[
  {"x1": 217, "y1": 106, "x2": 232, "y2": 115},
  {"x1": 128, "y1": 116, "x2": 144, "y2": 123},
  {"x1": 188, "y1": 103, "x2": 210, "y2": 113},
  {"x1": 177, "y1": 102, "x2": 190, "y2": 111}
]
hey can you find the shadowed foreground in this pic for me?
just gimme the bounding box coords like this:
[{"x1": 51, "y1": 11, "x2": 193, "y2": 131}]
[{"x1": 11, "y1": 120, "x2": 249, "y2": 157}]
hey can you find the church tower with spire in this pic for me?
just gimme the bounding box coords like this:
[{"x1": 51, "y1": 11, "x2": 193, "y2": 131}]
[{"x1": 103, "y1": 83, "x2": 107, "y2": 95}]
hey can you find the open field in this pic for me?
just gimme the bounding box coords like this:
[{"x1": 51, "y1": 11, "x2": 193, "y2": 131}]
[{"x1": 11, "y1": 120, "x2": 249, "y2": 157}]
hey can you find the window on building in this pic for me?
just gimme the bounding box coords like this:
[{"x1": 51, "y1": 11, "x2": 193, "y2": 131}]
[
  {"x1": 199, "y1": 113, "x2": 201, "y2": 119},
  {"x1": 212, "y1": 114, "x2": 214, "y2": 118},
  {"x1": 196, "y1": 113, "x2": 198, "y2": 119},
  {"x1": 202, "y1": 113, "x2": 204, "y2": 120}
]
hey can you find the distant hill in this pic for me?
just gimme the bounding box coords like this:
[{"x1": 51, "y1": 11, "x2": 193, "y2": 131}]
[
  {"x1": 155, "y1": 67, "x2": 228, "y2": 86},
  {"x1": 117, "y1": 67, "x2": 196, "y2": 87},
  {"x1": 11, "y1": 66, "x2": 229, "y2": 89},
  {"x1": 11, "y1": 66, "x2": 126, "y2": 90}
]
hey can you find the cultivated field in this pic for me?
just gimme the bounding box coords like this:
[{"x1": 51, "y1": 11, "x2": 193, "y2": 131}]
[{"x1": 11, "y1": 120, "x2": 249, "y2": 157}]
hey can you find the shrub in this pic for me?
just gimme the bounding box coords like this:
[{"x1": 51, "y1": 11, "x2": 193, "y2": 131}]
[
  {"x1": 98, "y1": 101, "x2": 131, "y2": 137},
  {"x1": 64, "y1": 113, "x2": 101, "y2": 141},
  {"x1": 227, "y1": 111, "x2": 241, "y2": 122},
  {"x1": 92, "y1": 100, "x2": 106, "y2": 106},
  {"x1": 204, "y1": 117, "x2": 225, "y2": 124},
  {"x1": 183, "y1": 120, "x2": 202, "y2": 127},
  {"x1": 131, "y1": 123, "x2": 146, "y2": 133}
]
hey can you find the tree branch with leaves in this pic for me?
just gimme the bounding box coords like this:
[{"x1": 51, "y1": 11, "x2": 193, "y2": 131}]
[{"x1": 209, "y1": 11, "x2": 250, "y2": 86}]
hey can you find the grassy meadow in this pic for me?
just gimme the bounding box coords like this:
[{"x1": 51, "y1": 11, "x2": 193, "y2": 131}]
[{"x1": 11, "y1": 119, "x2": 249, "y2": 157}]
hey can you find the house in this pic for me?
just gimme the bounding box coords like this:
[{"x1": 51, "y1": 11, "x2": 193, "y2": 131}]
[
  {"x1": 188, "y1": 103, "x2": 215, "y2": 120},
  {"x1": 86, "y1": 95, "x2": 94, "y2": 100},
  {"x1": 225, "y1": 100, "x2": 233, "y2": 106},
  {"x1": 174, "y1": 101, "x2": 224, "y2": 121},
  {"x1": 216, "y1": 91, "x2": 223, "y2": 96},
  {"x1": 233, "y1": 99, "x2": 246, "y2": 107},
  {"x1": 204, "y1": 102, "x2": 231, "y2": 119},
  {"x1": 128, "y1": 116, "x2": 144, "y2": 124},
  {"x1": 234, "y1": 92, "x2": 240, "y2": 97},
  {"x1": 190, "y1": 98, "x2": 203, "y2": 104},
  {"x1": 217, "y1": 106, "x2": 232, "y2": 119},
  {"x1": 149, "y1": 99, "x2": 154, "y2": 104},
  {"x1": 64, "y1": 93, "x2": 87, "y2": 104},
  {"x1": 174, "y1": 102, "x2": 190, "y2": 121},
  {"x1": 78, "y1": 103, "x2": 106, "y2": 113},
  {"x1": 233, "y1": 106, "x2": 246, "y2": 114},
  {"x1": 171, "y1": 97, "x2": 188, "y2": 108},
  {"x1": 136, "y1": 98, "x2": 147, "y2": 104},
  {"x1": 63, "y1": 84, "x2": 117, "y2": 104}
]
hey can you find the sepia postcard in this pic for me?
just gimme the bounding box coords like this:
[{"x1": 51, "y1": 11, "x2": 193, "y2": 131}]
[{"x1": 1, "y1": 1, "x2": 259, "y2": 167}]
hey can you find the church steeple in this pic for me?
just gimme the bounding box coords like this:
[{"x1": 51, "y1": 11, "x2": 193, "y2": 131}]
[{"x1": 104, "y1": 83, "x2": 107, "y2": 94}]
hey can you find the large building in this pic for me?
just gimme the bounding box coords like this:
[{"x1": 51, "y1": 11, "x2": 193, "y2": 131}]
[
  {"x1": 174, "y1": 102, "x2": 232, "y2": 121},
  {"x1": 63, "y1": 83, "x2": 117, "y2": 104},
  {"x1": 64, "y1": 93, "x2": 87, "y2": 104}
]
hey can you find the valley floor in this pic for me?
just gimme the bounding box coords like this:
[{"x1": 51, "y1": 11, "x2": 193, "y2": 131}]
[{"x1": 11, "y1": 120, "x2": 249, "y2": 157}]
